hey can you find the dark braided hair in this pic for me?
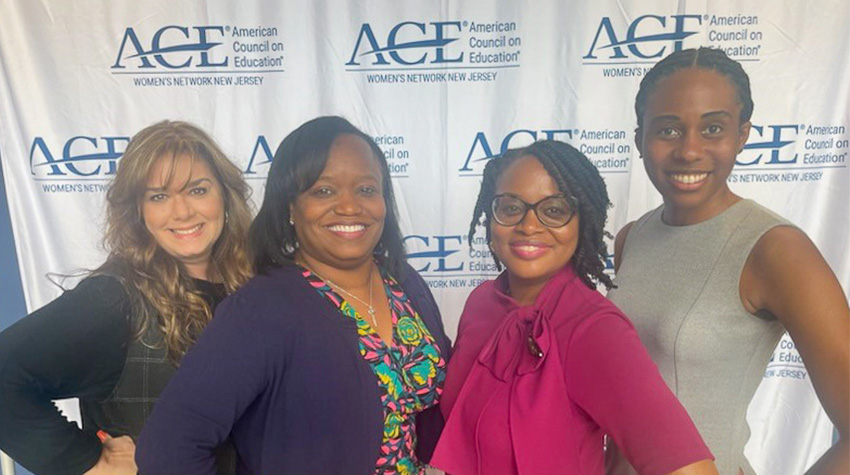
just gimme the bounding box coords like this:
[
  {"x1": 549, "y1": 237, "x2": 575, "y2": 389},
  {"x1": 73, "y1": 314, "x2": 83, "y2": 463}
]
[
  {"x1": 635, "y1": 47, "x2": 754, "y2": 128},
  {"x1": 468, "y1": 140, "x2": 615, "y2": 290}
]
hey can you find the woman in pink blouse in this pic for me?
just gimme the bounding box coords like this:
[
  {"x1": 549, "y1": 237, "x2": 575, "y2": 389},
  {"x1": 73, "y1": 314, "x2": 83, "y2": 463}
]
[{"x1": 430, "y1": 140, "x2": 717, "y2": 475}]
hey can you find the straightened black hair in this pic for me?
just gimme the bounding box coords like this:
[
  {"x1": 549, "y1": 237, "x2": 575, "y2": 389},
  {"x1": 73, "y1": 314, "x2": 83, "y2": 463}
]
[{"x1": 249, "y1": 116, "x2": 406, "y2": 278}]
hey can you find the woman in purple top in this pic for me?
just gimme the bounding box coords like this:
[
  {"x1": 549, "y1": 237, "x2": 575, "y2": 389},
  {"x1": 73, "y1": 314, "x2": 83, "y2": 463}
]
[
  {"x1": 136, "y1": 116, "x2": 450, "y2": 474},
  {"x1": 430, "y1": 140, "x2": 717, "y2": 475}
]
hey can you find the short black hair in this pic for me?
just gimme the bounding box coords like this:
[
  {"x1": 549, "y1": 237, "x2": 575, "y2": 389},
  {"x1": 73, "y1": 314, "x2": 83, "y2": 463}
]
[
  {"x1": 249, "y1": 116, "x2": 406, "y2": 277},
  {"x1": 635, "y1": 47, "x2": 754, "y2": 128},
  {"x1": 468, "y1": 140, "x2": 614, "y2": 290}
]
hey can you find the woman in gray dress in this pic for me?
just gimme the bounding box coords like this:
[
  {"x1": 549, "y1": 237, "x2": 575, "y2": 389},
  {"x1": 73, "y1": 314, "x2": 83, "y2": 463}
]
[{"x1": 606, "y1": 48, "x2": 848, "y2": 474}]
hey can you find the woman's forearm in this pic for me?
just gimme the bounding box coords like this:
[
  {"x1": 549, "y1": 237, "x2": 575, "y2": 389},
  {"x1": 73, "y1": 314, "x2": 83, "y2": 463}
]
[{"x1": 804, "y1": 437, "x2": 849, "y2": 475}]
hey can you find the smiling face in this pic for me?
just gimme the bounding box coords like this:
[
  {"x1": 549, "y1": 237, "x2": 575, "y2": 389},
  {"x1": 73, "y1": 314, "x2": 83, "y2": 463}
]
[
  {"x1": 291, "y1": 134, "x2": 386, "y2": 272},
  {"x1": 142, "y1": 154, "x2": 225, "y2": 279},
  {"x1": 489, "y1": 155, "x2": 579, "y2": 304},
  {"x1": 637, "y1": 68, "x2": 751, "y2": 225}
]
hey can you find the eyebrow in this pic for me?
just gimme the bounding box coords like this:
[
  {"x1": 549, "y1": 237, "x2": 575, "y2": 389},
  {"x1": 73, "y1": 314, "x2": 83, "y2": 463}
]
[
  {"x1": 498, "y1": 192, "x2": 566, "y2": 202},
  {"x1": 701, "y1": 110, "x2": 733, "y2": 119},
  {"x1": 314, "y1": 174, "x2": 380, "y2": 183},
  {"x1": 146, "y1": 177, "x2": 213, "y2": 193},
  {"x1": 649, "y1": 110, "x2": 733, "y2": 124}
]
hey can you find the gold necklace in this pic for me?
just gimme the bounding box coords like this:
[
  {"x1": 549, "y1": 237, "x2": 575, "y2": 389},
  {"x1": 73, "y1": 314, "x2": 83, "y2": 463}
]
[{"x1": 300, "y1": 261, "x2": 377, "y2": 327}]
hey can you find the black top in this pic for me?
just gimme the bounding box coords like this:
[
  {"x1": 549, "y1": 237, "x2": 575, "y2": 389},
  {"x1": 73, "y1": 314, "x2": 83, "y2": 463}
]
[{"x1": 0, "y1": 274, "x2": 226, "y2": 474}]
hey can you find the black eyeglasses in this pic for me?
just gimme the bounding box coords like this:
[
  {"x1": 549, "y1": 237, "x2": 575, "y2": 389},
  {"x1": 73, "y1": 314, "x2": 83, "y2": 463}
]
[{"x1": 490, "y1": 194, "x2": 577, "y2": 228}]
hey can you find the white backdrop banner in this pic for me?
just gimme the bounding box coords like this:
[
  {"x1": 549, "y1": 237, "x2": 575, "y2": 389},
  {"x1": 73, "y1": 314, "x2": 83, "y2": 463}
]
[{"x1": 1, "y1": 1, "x2": 847, "y2": 473}]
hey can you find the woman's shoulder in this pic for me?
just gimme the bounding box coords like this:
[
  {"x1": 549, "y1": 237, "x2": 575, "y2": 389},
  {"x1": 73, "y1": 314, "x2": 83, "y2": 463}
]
[
  {"x1": 55, "y1": 274, "x2": 132, "y2": 315},
  {"x1": 738, "y1": 199, "x2": 791, "y2": 226},
  {"x1": 723, "y1": 200, "x2": 798, "y2": 265},
  {"x1": 632, "y1": 204, "x2": 665, "y2": 228},
  {"x1": 395, "y1": 262, "x2": 429, "y2": 294},
  {"x1": 464, "y1": 279, "x2": 499, "y2": 307},
  {"x1": 555, "y1": 280, "x2": 632, "y2": 331},
  {"x1": 214, "y1": 266, "x2": 318, "y2": 325},
  {"x1": 563, "y1": 273, "x2": 619, "y2": 307},
  {"x1": 229, "y1": 265, "x2": 303, "y2": 298},
  {"x1": 0, "y1": 273, "x2": 133, "y2": 360},
  {"x1": 454, "y1": 278, "x2": 505, "y2": 330},
  {"x1": 745, "y1": 219, "x2": 818, "y2": 285},
  {"x1": 614, "y1": 206, "x2": 663, "y2": 253},
  {"x1": 77, "y1": 273, "x2": 127, "y2": 295}
]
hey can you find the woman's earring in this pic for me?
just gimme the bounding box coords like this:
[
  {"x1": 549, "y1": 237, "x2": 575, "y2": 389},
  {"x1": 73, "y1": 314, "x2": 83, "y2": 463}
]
[{"x1": 289, "y1": 217, "x2": 295, "y2": 226}]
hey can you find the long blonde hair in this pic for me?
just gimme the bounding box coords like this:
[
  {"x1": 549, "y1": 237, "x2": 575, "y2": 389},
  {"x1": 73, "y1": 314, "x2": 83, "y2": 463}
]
[{"x1": 97, "y1": 120, "x2": 252, "y2": 364}]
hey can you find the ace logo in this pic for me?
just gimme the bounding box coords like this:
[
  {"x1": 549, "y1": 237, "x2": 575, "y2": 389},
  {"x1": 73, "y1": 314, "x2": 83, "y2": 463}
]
[
  {"x1": 30, "y1": 136, "x2": 130, "y2": 177},
  {"x1": 583, "y1": 15, "x2": 702, "y2": 62},
  {"x1": 346, "y1": 22, "x2": 463, "y2": 67},
  {"x1": 459, "y1": 129, "x2": 575, "y2": 173},
  {"x1": 112, "y1": 25, "x2": 228, "y2": 70},
  {"x1": 738, "y1": 124, "x2": 799, "y2": 166}
]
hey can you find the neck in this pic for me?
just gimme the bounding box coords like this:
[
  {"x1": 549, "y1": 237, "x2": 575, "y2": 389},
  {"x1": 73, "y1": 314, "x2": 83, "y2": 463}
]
[
  {"x1": 295, "y1": 252, "x2": 374, "y2": 290},
  {"x1": 506, "y1": 274, "x2": 549, "y2": 307},
  {"x1": 185, "y1": 262, "x2": 211, "y2": 281},
  {"x1": 662, "y1": 190, "x2": 741, "y2": 226}
]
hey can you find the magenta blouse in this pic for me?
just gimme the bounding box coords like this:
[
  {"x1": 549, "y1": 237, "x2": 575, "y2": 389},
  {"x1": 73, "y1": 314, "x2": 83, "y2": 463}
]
[{"x1": 431, "y1": 266, "x2": 711, "y2": 475}]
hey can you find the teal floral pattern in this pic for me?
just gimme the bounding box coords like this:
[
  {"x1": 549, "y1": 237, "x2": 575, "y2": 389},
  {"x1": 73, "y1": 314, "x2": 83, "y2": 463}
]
[{"x1": 301, "y1": 266, "x2": 446, "y2": 475}]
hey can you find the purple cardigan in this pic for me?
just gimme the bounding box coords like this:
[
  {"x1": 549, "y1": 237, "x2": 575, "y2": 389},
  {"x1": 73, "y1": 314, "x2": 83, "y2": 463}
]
[{"x1": 136, "y1": 263, "x2": 451, "y2": 475}]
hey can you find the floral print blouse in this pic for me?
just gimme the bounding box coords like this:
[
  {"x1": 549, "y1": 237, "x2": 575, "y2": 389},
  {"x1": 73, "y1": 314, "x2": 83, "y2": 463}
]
[{"x1": 301, "y1": 265, "x2": 447, "y2": 475}]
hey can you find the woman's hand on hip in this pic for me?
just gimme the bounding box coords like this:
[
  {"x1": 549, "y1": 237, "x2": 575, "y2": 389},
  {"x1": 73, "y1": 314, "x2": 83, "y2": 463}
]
[
  {"x1": 668, "y1": 459, "x2": 719, "y2": 475},
  {"x1": 84, "y1": 432, "x2": 138, "y2": 475}
]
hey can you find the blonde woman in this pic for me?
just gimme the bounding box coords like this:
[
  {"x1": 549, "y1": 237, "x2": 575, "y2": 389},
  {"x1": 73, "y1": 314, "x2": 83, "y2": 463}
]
[{"x1": 0, "y1": 121, "x2": 252, "y2": 474}]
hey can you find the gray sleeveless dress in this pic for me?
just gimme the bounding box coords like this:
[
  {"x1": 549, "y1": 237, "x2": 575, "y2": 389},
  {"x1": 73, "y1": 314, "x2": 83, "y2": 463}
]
[{"x1": 606, "y1": 199, "x2": 789, "y2": 475}]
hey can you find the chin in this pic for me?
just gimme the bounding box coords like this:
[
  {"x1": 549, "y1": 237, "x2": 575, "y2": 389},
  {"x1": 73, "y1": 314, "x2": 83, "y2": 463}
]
[
  {"x1": 326, "y1": 252, "x2": 375, "y2": 267},
  {"x1": 508, "y1": 265, "x2": 556, "y2": 283}
]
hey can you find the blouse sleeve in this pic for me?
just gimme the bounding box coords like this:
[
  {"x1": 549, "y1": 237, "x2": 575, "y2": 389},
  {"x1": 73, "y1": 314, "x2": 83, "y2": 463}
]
[
  {"x1": 0, "y1": 275, "x2": 130, "y2": 475},
  {"x1": 136, "y1": 291, "x2": 272, "y2": 474},
  {"x1": 563, "y1": 312, "x2": 712, "y2": 475}
]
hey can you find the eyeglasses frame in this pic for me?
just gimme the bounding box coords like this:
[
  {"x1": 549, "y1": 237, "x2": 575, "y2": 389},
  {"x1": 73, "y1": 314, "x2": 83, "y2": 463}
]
[{"x1": 490, "y1": 193, "x2": 578, "y2": 229}]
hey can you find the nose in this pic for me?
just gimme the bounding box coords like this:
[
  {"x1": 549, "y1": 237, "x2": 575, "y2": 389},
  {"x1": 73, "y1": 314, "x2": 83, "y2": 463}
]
[
  {"x1": 171, "y1": 195, "x2": 194, "y2": 220},
  {"x1": 514, "y1": 207, "x2": 543, "y2": 235},
  {"x1": 676, "y1": 130, "x2": 704, "y2": 163},
  {"x1": 333, "y1": 190, "x2": 363, "y2": 215}
]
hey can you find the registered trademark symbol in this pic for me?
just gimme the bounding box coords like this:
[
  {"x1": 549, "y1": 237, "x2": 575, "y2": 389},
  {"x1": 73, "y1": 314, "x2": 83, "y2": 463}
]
[
  {"x1": 463, "y1": 21, "x2": 469, "y2": 27},
  {"x1": 573, "y1": 129, "x2": 580, "y2": 135},
  {"x1": 799, "y1": 123, "x2": 805, "y2": 129},
  {"x1": 703, "y1": 14, "x2": 709, "y2": 20},
  {"x1": 225, "y1": 26, "x2": 231, "y2": 32}
]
